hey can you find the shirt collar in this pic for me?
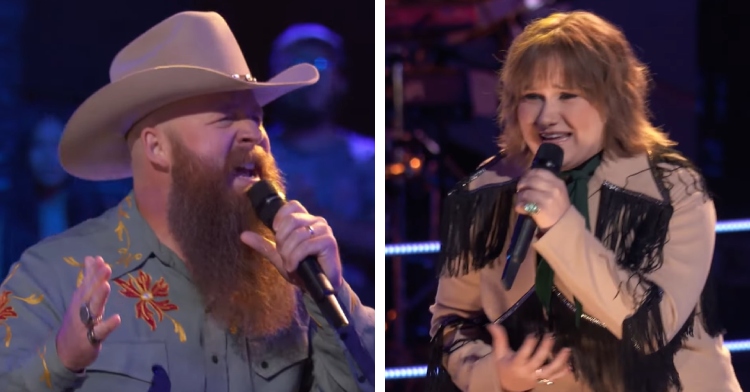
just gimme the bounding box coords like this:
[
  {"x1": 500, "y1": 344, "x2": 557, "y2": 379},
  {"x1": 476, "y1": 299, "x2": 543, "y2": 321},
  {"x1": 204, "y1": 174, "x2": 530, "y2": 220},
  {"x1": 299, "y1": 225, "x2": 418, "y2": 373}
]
[{"x1": 108, "y1": 191, "x2": 191, "y2": 280}]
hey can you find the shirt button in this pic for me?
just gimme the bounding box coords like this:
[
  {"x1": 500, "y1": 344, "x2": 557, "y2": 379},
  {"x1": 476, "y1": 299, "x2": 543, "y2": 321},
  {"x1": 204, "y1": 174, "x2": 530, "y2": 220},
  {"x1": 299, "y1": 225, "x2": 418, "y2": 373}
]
[
  {"x1": 358, "y1": 374, "x2": 366, "y2": 383},
  {"x1": 261, "y1": 361, "x2": 269, "y2": 369},
  {"x1": 211, "y1": 355, "x2": 218, "y2": 364}
]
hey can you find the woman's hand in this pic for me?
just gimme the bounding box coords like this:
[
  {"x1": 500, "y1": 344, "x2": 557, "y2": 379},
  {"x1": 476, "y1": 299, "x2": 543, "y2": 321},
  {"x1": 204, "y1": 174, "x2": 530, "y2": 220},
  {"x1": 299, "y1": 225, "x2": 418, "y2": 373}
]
[
  {"x1": 488, "y1": 324, "x2": 572, "y2": 391},
  {"x1": 515, "y1": 169, "x2": 571, "y2": 231}
]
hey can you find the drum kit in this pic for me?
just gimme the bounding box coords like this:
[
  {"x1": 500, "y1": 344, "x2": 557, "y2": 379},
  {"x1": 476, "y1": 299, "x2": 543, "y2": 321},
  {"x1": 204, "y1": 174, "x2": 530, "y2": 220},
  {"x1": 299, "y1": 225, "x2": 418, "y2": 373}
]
[{"x1": 384, "y1": 0, "x2": 565, "y2": 358}]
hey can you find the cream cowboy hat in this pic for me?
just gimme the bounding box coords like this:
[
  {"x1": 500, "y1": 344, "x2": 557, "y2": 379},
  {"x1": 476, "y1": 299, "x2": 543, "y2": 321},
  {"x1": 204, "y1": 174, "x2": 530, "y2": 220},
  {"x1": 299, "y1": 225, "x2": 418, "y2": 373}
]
[{"x1": 59, "y1": 11, "x2": 319, "y2": 181}]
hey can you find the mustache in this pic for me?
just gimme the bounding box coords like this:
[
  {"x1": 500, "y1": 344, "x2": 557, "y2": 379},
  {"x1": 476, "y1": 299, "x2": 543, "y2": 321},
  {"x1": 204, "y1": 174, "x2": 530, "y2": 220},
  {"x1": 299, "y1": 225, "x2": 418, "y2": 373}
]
[{"x1": 223, "y1": 148, "x2": 275, "y2": 174}]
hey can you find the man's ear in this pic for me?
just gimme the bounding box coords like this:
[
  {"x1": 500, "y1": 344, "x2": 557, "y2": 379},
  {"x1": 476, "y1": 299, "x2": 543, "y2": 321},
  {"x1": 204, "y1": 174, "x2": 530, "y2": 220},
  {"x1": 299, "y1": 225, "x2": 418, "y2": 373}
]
[{"x1": 142, "y1": 127, "x2": 172, "y2": 170}]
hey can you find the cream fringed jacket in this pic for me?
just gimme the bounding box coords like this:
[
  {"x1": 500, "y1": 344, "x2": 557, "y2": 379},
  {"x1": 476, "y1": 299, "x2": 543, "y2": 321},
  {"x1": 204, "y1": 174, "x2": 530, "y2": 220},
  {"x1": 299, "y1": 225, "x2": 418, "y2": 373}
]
[{"x1": 428, "y1": 151, "x2": 741, "y2": 392}]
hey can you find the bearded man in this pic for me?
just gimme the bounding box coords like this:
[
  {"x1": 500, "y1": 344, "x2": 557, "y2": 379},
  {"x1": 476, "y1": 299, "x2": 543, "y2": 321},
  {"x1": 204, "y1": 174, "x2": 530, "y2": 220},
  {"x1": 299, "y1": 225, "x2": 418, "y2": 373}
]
[{"x1": 0, "y1": 11, "x2": 374, "y2": 392}]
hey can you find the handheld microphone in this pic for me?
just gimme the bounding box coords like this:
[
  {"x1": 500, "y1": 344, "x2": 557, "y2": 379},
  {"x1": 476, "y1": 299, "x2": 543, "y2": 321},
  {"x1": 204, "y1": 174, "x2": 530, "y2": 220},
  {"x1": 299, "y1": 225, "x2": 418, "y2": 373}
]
[
  {"x1": 501, "y1": 143, "x2": 564, "y2": 290},
  {"x1": 248, "y1": 180, "x2": 349, "y2": 329}
]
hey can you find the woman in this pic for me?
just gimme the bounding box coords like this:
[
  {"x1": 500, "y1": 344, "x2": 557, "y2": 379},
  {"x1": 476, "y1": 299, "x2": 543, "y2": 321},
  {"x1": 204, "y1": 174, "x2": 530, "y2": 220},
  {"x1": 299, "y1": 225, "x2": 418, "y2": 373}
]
[{"x1": 427, "y1": 11, "x2": 741, "y2": 392}]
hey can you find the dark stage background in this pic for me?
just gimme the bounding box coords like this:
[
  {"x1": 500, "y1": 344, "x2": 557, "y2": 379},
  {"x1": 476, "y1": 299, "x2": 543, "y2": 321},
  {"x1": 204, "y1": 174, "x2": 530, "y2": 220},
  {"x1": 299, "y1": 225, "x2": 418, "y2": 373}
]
[
  {"x1": 19, "y1": 0, "x2": 374, "y2": 134},
  {"x1": 385, "y1": 0, "x2": 750, "y2": 390}
]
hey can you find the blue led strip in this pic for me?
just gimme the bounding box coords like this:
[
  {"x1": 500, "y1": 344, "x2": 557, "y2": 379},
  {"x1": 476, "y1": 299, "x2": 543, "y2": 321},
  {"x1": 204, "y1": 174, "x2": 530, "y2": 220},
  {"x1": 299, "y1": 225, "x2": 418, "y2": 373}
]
[
  {"x1": 384, "y1": 365, "x2": 429, "y2": 381},
  {"x1": 384, "y1": 241, "x2": 441, "y2": 256},
  {"x1": 716, "y1": 219, "x2": 750, "y2": 233},
  {"x1": 385, "y1": 339, "x2": 750, "y2": 380},
  {"x1": 385, "y1": 219, "x2": 750, "y2": 257}
]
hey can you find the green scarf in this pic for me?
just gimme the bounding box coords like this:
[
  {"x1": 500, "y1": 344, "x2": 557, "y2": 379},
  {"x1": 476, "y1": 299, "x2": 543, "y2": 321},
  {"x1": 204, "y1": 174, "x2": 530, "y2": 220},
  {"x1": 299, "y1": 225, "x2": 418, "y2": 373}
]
[{"x1": 534, "y1": 152, "x2": 602, "y2": 326}]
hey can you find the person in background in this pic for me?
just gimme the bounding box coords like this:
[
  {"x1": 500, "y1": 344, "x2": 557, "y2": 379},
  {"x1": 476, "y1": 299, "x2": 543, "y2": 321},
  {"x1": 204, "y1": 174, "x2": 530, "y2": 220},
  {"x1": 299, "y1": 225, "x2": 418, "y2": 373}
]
[{"x1": 266, "y1": 23, "x2": 375, "y2": 306}]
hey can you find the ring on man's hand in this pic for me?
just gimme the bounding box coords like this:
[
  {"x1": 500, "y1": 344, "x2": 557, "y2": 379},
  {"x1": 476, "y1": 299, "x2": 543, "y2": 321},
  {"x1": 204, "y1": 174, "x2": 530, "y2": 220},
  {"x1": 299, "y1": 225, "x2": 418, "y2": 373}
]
[
  {"x1": 87, "y1": 326, "x2": 100, "y2": 346},
  {"x1": 306, "y1": 225, "x2": 315, "y2": 237},
  {"x1": 524, "y1": 202, "x2": 540, "y2": 215},
  {"x1": 79, "y1": 303, "x2": 100, "y2": 327}
]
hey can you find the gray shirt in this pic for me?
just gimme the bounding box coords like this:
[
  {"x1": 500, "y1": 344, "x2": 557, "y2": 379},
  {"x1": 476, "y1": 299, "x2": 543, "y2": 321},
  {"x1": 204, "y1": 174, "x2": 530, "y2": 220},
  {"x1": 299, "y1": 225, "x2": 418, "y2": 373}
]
[{"x1": 0, "y1": 193, "x2": 375, "y2": 391}]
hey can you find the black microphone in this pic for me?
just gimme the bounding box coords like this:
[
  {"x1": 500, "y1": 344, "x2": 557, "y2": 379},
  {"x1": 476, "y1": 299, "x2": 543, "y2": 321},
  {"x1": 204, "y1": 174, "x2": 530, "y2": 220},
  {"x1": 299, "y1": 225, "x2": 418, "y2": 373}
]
[
  {"x1": 248, "y1": 180, "x2": 350, "y2": 329},
  {"x1": 501, "y1": 143, "x2": 564, "y2": 290}
]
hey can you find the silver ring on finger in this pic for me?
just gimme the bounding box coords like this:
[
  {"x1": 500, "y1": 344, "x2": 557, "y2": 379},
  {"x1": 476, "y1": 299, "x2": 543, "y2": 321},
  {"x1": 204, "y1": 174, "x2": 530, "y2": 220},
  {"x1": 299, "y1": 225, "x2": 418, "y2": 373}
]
[
  {"x1": 536, "y1": 368, "x2": 553, "y2": 385},
  {"x1": 524, "y1": 202, "x2": 540, "y2": 215},
  {"x1": 306, "y1": 225, "x2": 315, "y2": 237},
  {"x1": 79, "y1": 303, "x2": 95, "y2": 327},
  {"x1": 87, "y1": 326, "x2": 100, "y2": 346}
]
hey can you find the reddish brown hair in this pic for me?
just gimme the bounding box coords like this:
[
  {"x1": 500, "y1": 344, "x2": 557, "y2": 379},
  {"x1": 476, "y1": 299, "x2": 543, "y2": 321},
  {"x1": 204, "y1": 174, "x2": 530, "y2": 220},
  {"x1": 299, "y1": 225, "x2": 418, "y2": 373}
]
[{"x1": 497, "y1": 11, "x2": 675, "y2": 163}]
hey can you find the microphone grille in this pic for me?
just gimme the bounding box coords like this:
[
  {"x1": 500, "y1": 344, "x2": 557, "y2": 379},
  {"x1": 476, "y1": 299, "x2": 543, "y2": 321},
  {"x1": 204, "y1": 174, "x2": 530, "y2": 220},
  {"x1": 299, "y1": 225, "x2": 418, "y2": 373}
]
[
  {"x1": 247, "y1": 180, "x2": 279, "y2": 210},
  {"x1": 247, "y1": 180, "x2": 287, "y2": 229},
  {"x1": 532, "y1": 143, "x2": 564, "y2": 173}
]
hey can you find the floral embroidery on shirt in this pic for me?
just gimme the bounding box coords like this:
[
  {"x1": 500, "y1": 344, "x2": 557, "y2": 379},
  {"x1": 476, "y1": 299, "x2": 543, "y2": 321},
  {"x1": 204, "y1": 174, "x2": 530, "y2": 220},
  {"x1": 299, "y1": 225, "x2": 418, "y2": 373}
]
[
  {"x1": 63, "y1": 197, "x2": 144, "y2": 286},
  {"x1": 0, "y1": 284, "x2": 44, "y2": 348},
  {"x1": 62, "y1": 257, "x2": 85, "y2": 288},
  {"x1": 114, "y1": 271, "x2": 186, "y2": 342},
  {"x1": 38, "y1": 345, "x2": 52, "y2": 388},
  {"x1": 0, "y1": 292, "x2": 44, "y2": 348},
  {"x1": 0, "y1": 291, "x2": 18, "y2": 347},
  {"x1": 115, "y1": 196, "x2": 143, "y2": 268}
]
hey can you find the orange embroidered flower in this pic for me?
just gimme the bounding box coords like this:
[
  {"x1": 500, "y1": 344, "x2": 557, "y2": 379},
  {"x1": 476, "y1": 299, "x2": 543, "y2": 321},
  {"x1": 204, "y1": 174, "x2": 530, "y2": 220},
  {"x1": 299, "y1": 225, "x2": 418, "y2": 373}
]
[
  {"x1": 114, "y1": 271, "x2": 186, "y2": 342},
  {"x1": 0, "y1": 270, "x2": 44, "y2": 348},
  {"x1": 0, "y1": 291, "x2": 17, "y2": 322},
  {"x1": 0, "y1": 290, "x2": 18, "y2": 348}
]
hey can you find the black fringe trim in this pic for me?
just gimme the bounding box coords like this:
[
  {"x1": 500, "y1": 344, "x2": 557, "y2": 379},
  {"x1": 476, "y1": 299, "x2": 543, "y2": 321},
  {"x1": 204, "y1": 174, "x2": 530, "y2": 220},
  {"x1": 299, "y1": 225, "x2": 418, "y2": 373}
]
[
  {"x1": 425, "y1": 315, "x2": 489, "y2": 392},
  {"x1": 425, "y1": 287, "x2": 698, "y2": 392},
  {"x1": 620, "y1": 284, "x2": 694, "y2": 392},
  {"x1": 543, "y1": 284, "x2": 694, "y2": 392},
  {"x1": 589, "y1": 179, "x2": 692, "y2": 391},
  {"x1": 496, "y1": 290, "x2": 550, "y2": 350},
  {"x1": 437, "y1": 181, "x2": 517, "y2": 277},
  {"x1": 649, "y1": 147, "x2": 709, "y2": 202},
  {"x1": 699, "y1": 262, "x2": 725, "y2": 337},
  {"x1": 424, "y1": 323, "x2": 461, "y2": 392},
  {"x1": 594, "y1": 181, "x2": 673, "y2": 276},
  {"x1": 545, "y1": 289, "x2": 625, "y2": 392},
  {"x1": 649, "y1": 149, "x2": 724, "y2": 337}
]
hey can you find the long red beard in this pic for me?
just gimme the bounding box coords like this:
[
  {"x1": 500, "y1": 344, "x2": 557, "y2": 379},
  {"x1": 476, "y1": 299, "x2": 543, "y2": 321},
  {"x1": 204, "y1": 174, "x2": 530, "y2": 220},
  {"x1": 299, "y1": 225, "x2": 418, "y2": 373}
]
[{"x1": 166, "y1": 137, "x2": 302, "y2": 342}]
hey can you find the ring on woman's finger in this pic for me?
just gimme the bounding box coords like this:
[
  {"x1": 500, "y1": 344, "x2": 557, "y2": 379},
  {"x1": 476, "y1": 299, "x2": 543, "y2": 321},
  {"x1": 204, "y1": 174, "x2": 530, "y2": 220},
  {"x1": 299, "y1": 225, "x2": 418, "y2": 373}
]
[
  {"x1": 524, "y1": 202, "x2": 540, "y2": 215},
  {"x1": 306, "y1": 225, "x2": 315, "y2": 237},
  {"x1": 87, "y1": 326, "x2": 100, "y2": 346},
  {"x1": 535, "y1": 368, "x2": 553, "y2": 385}
]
